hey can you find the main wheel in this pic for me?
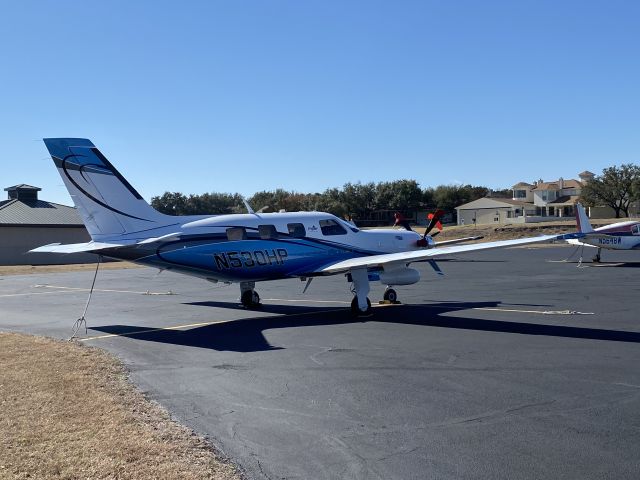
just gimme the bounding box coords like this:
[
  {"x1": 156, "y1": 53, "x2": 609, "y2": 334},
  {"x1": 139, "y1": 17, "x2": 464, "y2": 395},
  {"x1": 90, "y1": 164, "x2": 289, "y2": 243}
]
[
  {"x1": 350, "y1": 296, "x2": 372, "y2": 316},
  {"x1": 241, "y1": 290, "x2": 261, "y2": 308},
  {"x1": 383, "y1": 288, "x2": 398, "y2": 303}
]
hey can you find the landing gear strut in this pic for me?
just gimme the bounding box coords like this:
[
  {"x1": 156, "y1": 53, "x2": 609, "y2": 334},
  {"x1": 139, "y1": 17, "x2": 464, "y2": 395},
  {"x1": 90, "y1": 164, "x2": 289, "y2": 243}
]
[
  {"x1": 592, "y1": 247, "x2": 602, "y2": 263},
  {"x1": 240, "y1": 281, "x2": 261, "y2": 308},
  {"x1": 349, "y1": 268, "x2": 372, "y2": 317}
]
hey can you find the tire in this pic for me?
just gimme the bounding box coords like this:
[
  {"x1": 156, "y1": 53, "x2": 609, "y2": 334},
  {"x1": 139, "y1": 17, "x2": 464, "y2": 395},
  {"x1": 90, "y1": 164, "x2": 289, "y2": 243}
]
[
  {"x1": 383, "y1": 289, "x2": 398, "y2": 303},
  {"x1": 241, "y1": 289, "x2": 260, "y2": 308},
  {"x1": 351, "y1": 296, "x2": 372, "y2": 316}
]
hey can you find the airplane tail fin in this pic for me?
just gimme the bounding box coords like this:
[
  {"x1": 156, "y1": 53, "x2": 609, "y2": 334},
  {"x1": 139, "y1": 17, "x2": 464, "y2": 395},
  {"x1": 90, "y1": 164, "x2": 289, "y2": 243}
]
[
  {"x1": 575, "y1": 203, "x2": 594, "y2": 234},
  {"x1": 43, "y1": 138, "x2": 168, "y2": 240}
]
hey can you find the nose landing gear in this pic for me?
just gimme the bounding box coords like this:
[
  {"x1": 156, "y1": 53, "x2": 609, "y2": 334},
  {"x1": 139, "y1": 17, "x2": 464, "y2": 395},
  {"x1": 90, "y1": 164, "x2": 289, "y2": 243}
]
[{"x1": 382, "y1": 288, "x2": 398, "y2": 303}]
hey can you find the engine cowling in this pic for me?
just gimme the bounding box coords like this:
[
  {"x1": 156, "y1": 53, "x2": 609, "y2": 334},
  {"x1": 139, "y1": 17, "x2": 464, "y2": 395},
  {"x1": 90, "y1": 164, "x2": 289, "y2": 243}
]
[{"x1": 378, "y1": 267, "x2": 421, "y2": 286}]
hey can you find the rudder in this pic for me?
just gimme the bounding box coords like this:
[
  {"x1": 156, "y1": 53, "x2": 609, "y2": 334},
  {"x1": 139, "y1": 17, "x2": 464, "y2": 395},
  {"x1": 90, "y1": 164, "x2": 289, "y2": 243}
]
[{"x1": 43, "y1": 138, "x2": 167, "y2": 239}]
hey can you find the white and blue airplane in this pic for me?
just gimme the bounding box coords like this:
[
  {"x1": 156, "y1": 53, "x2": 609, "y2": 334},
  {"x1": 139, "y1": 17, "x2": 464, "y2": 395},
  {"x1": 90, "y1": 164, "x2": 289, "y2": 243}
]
[
  {"x1": 32, "y1": 138, "x2": 558, "y2": 315},
  {"x1": 563, "y1": 203, "x2": 640, "y2": 262}
]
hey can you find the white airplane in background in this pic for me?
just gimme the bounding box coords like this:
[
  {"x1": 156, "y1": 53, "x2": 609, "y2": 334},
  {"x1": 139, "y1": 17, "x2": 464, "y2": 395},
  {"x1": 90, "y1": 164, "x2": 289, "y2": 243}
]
[
  {"x1": 564, "y1": 203, "x2": 640, "y2": 262},
  {"x1": 32, "y1": 138, "x2": 557, "y2": 315}
]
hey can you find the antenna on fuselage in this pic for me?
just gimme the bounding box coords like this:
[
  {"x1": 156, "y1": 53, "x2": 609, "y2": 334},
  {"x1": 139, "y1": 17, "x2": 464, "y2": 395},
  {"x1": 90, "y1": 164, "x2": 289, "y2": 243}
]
[{"x1": 242, "y1": 197, "x2": 255, "y2": 214}]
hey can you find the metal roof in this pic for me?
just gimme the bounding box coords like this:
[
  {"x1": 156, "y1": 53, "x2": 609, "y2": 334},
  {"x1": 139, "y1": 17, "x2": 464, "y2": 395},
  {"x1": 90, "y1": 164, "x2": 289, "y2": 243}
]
[
  {"x1": 0, "y1": 199, "x2": 84, "y2": 226},
  {"x1": 455, "y1": 197, "x2": 533, "y2": 210},
  {"x1": 4, "y1": 184, "x2": 41, "y2": 192}
]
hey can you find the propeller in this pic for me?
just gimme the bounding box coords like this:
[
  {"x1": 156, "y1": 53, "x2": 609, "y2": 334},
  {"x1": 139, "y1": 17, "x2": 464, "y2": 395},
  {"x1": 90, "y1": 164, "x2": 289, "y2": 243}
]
[
  {"x1": 393, "y1": 212, "x2": 413, "y2": 231},
  {"x1": 417, "y1": 209, "x2": 445, "y2": 247}
]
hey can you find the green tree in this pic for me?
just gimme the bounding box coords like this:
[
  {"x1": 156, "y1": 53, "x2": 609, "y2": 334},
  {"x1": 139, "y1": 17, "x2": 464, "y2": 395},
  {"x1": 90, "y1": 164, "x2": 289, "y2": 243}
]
[
  {"x1": 151, "y1": 191, "x2": 244, "y2": 215},
  {"x1": 580, "y1": 164, "x2": 640, "y2": 218},
  {"x1": 151, "y1": 192, "x2": 189, "y2": 215},
  {"x1": 374, "y1": 180, "x2": 423, "y2": 211},
  {"x1": 341, "y1": 182, "x2": 376, "y2": 219}
]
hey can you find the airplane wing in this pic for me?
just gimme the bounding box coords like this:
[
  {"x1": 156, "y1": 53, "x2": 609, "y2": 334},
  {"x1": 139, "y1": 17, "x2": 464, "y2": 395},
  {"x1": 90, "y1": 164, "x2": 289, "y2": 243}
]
[
  {"x1": 29, "y1": 241, "x2": 127, "y2": 254},
  {"x1": 434, "y1": 235, "x2": 484, "y2": 247},
  {"x1": 316, "y1": 234, "x2": 558, "y2": 274}
]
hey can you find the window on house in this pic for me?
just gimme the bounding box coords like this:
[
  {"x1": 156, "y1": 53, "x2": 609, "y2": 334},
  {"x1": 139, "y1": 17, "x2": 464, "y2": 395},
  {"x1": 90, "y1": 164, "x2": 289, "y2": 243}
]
[
  {"x1": 258, "y1": 224, "x2": 278, "y2": 240},
  {"x1": 287, "y1": 223, "x2": 306, "y2": 238},
  {"x1": 319, "y1": 219, "x2": 347, "y2": 235},
  {"x1": 226, "y1": 227, "x2": 247, "y2": 241}
]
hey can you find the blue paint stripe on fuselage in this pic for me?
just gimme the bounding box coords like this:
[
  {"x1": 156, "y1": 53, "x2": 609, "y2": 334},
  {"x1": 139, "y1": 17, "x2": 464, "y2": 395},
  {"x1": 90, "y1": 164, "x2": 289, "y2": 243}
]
[{"x1": 112, "y1": 232, "x2": 378, "y2": 282}]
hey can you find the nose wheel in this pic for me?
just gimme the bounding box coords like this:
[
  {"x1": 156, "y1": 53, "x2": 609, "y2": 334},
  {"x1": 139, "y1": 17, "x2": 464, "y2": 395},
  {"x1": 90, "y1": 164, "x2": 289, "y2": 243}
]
[{"x1": 383, "y1": 288, "x2": 398, "y2": 303}]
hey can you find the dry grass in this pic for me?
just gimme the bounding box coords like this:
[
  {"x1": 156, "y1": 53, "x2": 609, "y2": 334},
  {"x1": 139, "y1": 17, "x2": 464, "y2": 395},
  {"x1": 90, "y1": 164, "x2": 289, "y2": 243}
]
[
  {"x1": 0, "y1": 332, "x2": 242, "y2": 480},
  {"x1": 420, "y1": 217, "x2": 621, "y2": 244}
]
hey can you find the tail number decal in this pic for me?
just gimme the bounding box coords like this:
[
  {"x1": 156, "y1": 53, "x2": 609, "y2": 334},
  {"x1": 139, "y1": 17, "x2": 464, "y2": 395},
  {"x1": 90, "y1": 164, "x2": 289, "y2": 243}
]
[
  {"x1": 598, "y1": 237, "x2": 621, "y2": 245},
  {"x1": 214, "y1": 249, "x2": 288, "y2": 269}
]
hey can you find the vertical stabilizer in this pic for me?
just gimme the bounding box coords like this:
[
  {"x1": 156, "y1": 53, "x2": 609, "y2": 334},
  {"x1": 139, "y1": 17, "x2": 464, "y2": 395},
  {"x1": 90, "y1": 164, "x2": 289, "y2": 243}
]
[
  {"x1": 43, "y1": 138, "x2": 167, "y2": 239},
  {"x1": 575, "y1": 203, "x2": 594, "y2": 233}
]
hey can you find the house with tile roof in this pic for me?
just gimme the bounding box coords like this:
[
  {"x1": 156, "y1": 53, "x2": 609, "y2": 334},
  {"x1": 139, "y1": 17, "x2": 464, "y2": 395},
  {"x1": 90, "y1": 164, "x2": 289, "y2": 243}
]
[
  {"x1": 0, "y1": 184, "x2": 93, "y2": 265},
  {"x1": 456, "y1": 172, "x2": 594, "y2": 225}
]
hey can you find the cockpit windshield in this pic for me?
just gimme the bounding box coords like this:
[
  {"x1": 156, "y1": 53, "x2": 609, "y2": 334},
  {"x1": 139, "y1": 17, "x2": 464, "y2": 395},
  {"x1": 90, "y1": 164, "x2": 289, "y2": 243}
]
[{"x1": 339, "y1": 218, "x2": 359, "y2": 233}]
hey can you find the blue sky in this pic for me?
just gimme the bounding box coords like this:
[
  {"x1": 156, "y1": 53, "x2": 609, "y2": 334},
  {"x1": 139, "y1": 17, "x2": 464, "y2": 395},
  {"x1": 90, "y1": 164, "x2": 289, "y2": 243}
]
[{"x1": 1, "y1": 0, "x2": 638, "y2": 205}]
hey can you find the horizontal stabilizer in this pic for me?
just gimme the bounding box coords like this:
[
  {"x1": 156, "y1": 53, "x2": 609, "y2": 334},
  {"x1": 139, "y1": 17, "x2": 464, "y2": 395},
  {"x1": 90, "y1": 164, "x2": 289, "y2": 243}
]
[
  {"x1": 136, "y1": 232, "x2": 182, "y2": 245},
  {"x1": 29, "y1": 241, "x2": 126, "y2": 254}
]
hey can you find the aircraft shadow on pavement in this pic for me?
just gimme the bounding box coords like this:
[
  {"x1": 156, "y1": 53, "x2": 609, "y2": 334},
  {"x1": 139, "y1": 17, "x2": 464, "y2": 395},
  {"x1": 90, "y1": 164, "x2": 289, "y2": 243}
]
[
  {"x1": 184, "y1": 300, "x2": 334, "y2": 315},
  {"x1": 90, "y1": 300, "x2": 640, "y2": 352}
]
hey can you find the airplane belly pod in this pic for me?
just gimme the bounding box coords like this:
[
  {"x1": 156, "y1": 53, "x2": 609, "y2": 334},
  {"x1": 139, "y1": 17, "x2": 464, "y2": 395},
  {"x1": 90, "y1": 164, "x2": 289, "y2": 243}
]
[{"x1": 378, "y1": 267, "x2": 421, "y2": 285}]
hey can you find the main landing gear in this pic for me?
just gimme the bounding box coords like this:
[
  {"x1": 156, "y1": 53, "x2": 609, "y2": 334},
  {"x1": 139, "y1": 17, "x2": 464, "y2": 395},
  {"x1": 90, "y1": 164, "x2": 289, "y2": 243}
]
[
  {"x1": 349, "y1": 268, "x2": 372, "y2": 317},
  {"x1": 348, "y1": 270, "x2": 404, "y2": 316},
  {"x1": 240, "y1": 281, "x2": 261, "y2": 308},
  {"x1": 592, "y1": 247, "x2": 602, "y2": 263}
]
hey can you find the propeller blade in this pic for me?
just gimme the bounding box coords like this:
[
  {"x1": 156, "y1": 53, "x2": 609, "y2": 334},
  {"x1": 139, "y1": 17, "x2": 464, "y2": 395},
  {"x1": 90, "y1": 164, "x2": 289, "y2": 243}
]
[
  {"x1": 424, "y1": 209, "x2": 445, "y2": 236},
  {"x1": 394, "y1": 212, "x2": 413, "y2": 231}
]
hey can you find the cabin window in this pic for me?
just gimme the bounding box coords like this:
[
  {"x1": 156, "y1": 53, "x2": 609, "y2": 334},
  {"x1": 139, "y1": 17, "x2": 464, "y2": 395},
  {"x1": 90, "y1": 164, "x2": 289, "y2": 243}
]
[
  {"x1": 319, "y1": 219, "x2": 347, "y2": 236},
  {"x1": 226, "y1": 227, "x2": 247, "y2": 241},
  {"x1": 258, "y1": 224, "x2": 278, "y2": 240},
  {"x1": 287, "y1": 223, "x2": 306, "y2": 238},
  {"x1": 632, "y1": 225, "x2": 640, "y2": 236}
]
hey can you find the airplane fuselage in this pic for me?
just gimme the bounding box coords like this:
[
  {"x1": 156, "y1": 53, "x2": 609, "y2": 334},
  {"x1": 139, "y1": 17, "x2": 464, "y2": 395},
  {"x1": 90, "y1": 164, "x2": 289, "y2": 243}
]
[
  {"x1": 577, "y1": 221, "x2": 640, "y2": 251},
  {"x1": 104, "y1": 211, "x2": 424, "y2": 283}
]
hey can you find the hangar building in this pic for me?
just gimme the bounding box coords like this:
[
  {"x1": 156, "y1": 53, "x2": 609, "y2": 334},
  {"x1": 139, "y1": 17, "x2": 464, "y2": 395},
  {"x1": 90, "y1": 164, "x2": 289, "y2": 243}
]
[{"x1": 0, "y1": 184, "x2": 94, "y2": 265}]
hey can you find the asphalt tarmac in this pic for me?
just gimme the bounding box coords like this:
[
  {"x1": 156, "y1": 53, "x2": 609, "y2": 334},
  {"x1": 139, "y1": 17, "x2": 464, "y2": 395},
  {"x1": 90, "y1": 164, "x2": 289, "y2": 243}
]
[{"x1": 1, "y1": 245, "x2": 639, "y2": 479}]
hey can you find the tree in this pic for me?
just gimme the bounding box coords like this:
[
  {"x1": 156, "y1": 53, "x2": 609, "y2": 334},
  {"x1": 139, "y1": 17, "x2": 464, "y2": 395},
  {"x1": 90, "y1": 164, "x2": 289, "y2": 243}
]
[
  {"x1": 432, "y1": 184, "x2": 489, "y2": 212},
  {"x1": 580, "y1": 164, "x2": 640, "y2": 218},
  {"x1": 374, "y1": 180, "x2": 423, "y2": 211},
  {"x1": 151, "y1": 191, "x2": 245, "y2": 215},
  {"x1": 151, "y1": 192, "x2": 189, "y2": 215}
]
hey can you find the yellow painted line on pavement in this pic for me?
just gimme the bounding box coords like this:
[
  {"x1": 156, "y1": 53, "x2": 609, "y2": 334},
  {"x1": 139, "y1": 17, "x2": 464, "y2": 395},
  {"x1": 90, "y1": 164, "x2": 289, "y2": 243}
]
[{"x1": 78, "y1": 319, "x2": 233, "y2": 342}]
